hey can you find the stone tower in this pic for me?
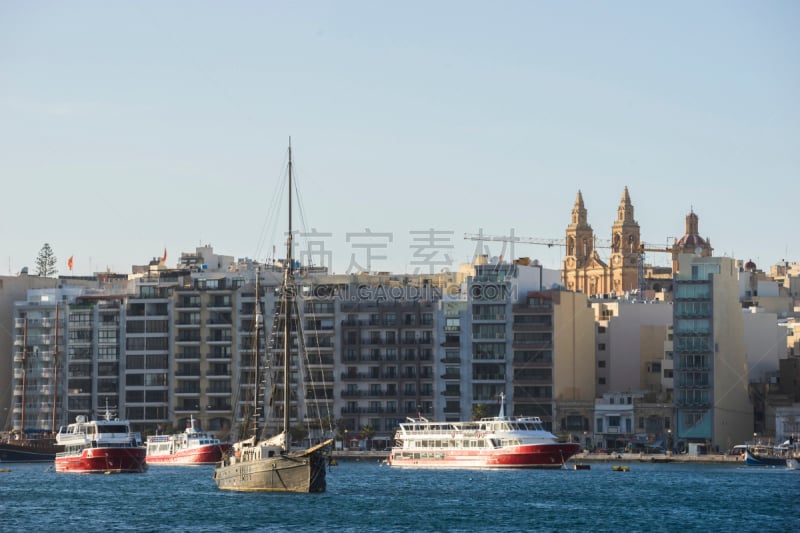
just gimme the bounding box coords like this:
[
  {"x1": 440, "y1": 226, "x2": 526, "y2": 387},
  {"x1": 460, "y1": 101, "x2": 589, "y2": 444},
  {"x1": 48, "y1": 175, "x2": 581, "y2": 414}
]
[
  {"x1": 608, "y1": 187, "x2": 641, "y2": 292},
  {"x1": 672, "y1": 209, "x2": 713, "y2": 273},
  {"x1": 563, "y1": 191, "x2": 608, "y2": 294}
]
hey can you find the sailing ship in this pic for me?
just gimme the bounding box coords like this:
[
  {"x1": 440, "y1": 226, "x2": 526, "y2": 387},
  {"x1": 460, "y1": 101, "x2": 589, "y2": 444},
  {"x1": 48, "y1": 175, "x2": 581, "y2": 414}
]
[
  {"x1": 0, "y1": 432, "x2": 62, "y2": 463},
  {"x1": 213, "y1": 141, "x2": 333, "y2": 493},
  {"x1": 1, "y1": 310, "x2": 64, "y2": 463}
]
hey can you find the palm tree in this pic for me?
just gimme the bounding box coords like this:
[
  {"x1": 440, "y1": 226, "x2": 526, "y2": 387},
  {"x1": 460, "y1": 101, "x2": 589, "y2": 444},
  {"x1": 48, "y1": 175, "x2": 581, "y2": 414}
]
[{"x1": 360, "y1": 423, "x2": 375, "y2": 450}]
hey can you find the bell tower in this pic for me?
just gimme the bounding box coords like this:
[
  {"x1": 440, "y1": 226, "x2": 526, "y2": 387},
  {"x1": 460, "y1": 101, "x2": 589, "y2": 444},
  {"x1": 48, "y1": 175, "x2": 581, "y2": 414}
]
[
  {"x1": 609, "y1": 187, "x2": 641, "y2": 292},
  {"x1": 563, "y1": 191, "x2": 595, "y2": 291}
]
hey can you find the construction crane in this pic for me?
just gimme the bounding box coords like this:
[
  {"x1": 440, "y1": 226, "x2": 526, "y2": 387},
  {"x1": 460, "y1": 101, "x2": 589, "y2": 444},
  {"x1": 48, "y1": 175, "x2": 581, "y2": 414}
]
[
  {"x1": 636, "y1": 243, "x2": 674, "y2": 294},
  {"x1": 464, "y1": 232, "x2": 613, "y2": 249},
  {"x1": 464, "y1": 233, "x2": 673, "y2": 294}
]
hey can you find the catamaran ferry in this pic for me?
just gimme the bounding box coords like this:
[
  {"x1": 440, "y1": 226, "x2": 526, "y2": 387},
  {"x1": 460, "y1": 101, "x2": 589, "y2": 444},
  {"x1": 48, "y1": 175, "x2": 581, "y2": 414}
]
[{"x1": 388, "y1": 397, "x2": 580, "y2": 469}]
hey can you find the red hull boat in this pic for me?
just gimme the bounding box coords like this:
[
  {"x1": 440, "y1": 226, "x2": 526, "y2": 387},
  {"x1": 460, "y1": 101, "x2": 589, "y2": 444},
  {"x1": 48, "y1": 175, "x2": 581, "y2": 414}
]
[
  {"x1": 389, "y1": 394, "x2": 580, "y2": 469},
  {"x1": 146, "y1": 417, "x2": 230, "y2": 466},
  {"x1": 55, "y1": 407, "x2": 147, "y2": 474}
]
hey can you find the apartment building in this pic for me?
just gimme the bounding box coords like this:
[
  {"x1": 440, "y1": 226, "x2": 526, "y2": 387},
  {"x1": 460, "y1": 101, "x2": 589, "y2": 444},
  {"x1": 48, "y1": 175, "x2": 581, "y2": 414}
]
[
  {"x1": 338, "y1": 289, "x2": 437, "y2": 447},
  {"x1": 65, "y1": 294, "x2": 125, "y2": 425},
  {"x1": 511, "y1": 288, "x2": 595, "y2": 438},
  {"x1": 673, "y1": 254, "x2": 753, "y2": 451},
  {"x1": 0, "y1": 273, "x2": 89, "y2": 426},
  {"x1": 10, "y1": 289, "x2": 74, "y2": 432}
]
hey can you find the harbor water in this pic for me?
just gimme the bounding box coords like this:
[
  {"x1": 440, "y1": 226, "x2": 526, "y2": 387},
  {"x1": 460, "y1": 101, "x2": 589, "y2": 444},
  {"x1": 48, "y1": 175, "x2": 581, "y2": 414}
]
[{"x1": 1, "y1": 460, "x2": 797, "y2": 532}]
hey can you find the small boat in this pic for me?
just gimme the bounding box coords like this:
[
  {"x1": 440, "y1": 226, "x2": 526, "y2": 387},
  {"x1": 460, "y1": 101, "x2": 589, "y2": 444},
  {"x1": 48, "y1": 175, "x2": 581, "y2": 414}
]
[
  {"x1": 146, "y1": 416, "x2": 231, "y2": 466},
  {"x1": 744, "y1": 448, "x2": 787, "y2": 467},
  {"x1": 388, "y1": 393, "x2": 580, "y2": 469},
  {"x1": 55, "y1": 406, "x2": 147, "y2": 474},
  {"x1": 786, "y1": 457, "x2": 799, "y2": 470},
  {"x1": 213, "y1": 141, "x2": 333, "y2": 493}
]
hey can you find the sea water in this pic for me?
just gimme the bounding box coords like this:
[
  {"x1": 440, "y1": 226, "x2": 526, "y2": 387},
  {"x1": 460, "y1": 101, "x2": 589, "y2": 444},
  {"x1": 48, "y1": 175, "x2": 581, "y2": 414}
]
[{"x1": 1, "y1": 460, "x2": 797, "y2": 532}]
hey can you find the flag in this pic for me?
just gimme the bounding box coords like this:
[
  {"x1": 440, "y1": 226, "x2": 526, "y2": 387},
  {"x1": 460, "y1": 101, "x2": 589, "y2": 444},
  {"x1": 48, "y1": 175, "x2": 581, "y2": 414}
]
[
  {"x1": 160, "y1": 247, "x2": 167, "y2": 264},
  {"x1": 67, "y1": 256, "x2": 74, "y2": 271}
]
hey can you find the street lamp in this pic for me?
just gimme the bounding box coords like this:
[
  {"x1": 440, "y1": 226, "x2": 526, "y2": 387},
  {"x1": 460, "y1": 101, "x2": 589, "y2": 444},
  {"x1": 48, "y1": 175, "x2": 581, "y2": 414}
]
[{"x1": 667, "y1": 429, "x2": 672, "y2": 454}]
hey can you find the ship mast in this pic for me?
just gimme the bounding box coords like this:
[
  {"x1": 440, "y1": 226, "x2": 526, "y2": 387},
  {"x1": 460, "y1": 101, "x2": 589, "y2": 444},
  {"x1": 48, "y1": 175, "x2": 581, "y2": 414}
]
[
  {"x1": 282, "y1": 138, "x2": 293, "y2": 451},
  {"x1": 251, "y1": 269, "x2": 262, "y2": 441},
  {"x1": 51, "y1": 304, "x2": 59, "y2": 433},
  {"x1": 20, "y1": 318, "x2": 28, "y2": 433}
]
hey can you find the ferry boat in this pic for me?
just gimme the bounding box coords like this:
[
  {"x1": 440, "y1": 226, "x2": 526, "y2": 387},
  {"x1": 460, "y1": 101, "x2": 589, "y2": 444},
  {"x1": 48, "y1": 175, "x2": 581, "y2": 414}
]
[
  {"x1": 55, "y1": 407, "x2": 147, "y2": 474},
  {"x1": 388, "y1": 395, "x2": 580, "y2": 469},
  {"x1": 146, "y1": 416, "x2": 231, "y2": 465}
]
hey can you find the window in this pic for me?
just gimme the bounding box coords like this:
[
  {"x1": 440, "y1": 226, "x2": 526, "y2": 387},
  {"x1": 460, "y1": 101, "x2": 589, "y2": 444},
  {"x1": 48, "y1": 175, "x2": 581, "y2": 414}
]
[
  {"x1": 98, "y1": 346, "x2": 118, "y2": 360},
  {"x1": 126, "y1": 374, "x2": 144, "y2": 386},
  {"x1": 598, "y1": 360, "x2": 606, "y2": 368},
  {"x1": 598, "y1": 343, "x2": 606, "y2": 351},
  {"x1": 445, "y1": 318, "x2": 460, "y2": 331}
]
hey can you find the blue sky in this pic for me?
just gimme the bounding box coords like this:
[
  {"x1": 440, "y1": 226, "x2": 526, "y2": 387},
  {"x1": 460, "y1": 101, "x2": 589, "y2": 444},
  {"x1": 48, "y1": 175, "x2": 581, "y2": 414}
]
[{"x1": 1, "y1": 1, "x2": 797, "y2": 276}]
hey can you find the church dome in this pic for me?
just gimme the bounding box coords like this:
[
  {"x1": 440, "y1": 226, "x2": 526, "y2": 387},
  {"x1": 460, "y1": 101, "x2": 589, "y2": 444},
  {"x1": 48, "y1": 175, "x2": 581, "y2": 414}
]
[
  {"x1": 744, "y1": 259, "x2": 756, "y2": 270},
  {"x1": 676, "y1": 234, "x2": 708, "y2": 248}
]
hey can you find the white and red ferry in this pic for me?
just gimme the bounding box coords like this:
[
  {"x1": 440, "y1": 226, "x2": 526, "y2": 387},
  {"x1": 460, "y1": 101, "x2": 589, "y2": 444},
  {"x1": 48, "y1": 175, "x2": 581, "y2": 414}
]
[
  {"x1": 146, "y1": 416, "x2": 231, "y2": 465},
  {"x1": 388, "y1": 396, "x2": 580, "y2": 469},
  {"x1": 55, "y1": 408, "x2": 147, "y2": 474}
]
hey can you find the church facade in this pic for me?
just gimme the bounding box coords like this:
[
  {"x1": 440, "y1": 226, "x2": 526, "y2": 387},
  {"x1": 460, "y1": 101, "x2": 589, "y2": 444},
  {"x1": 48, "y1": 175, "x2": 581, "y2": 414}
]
[{"x1": 561, "y1": 188, "x2": 712, "y2": 296}]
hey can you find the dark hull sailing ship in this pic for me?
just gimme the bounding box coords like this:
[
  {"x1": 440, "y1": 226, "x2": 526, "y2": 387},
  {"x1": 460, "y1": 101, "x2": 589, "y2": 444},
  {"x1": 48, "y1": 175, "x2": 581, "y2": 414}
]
[
  {"x1": 0, "y1": 435, "x2": 62, "y2": 463},
  {"x1": 213, "y1": 436, "x2": 330, "y2": 492},
  {"x1": 213, "y1": 141, "x2": 333, "y2": 493}
]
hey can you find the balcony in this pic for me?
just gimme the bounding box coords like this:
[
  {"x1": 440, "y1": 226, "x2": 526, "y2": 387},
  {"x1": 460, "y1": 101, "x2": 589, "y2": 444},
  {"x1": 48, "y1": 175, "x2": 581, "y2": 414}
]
[
  {"x1": 473, "y1": 314, "x2": 506, "y2": 321},
  {"x1": 306, "y1": 355, "x2": 334, "y2": 365},
  {"x1": 473, "y1": 374, "x2": 506, "y2": 381},
  {"x1": 175, "y1": 301, "x2": 201, "y2": 310},
  {"x1": 340, "y1": 372, "x2": 370, "y2": 380}
]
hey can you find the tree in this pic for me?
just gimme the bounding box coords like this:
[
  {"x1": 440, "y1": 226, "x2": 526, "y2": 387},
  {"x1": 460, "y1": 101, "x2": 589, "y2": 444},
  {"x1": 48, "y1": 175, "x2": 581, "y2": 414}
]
[
  {"x1": 289, "y1": 423, "x2": 309, "y2": 447},
  {"x1": 360, "y1": 423, "x2": 375, "y2": 450},
  {"x1": 35, "y1": 243, "x2": 58, "y2": 277},
  {"x1": 472, "y1": 403, "x2": 489, "y2": 421}
]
